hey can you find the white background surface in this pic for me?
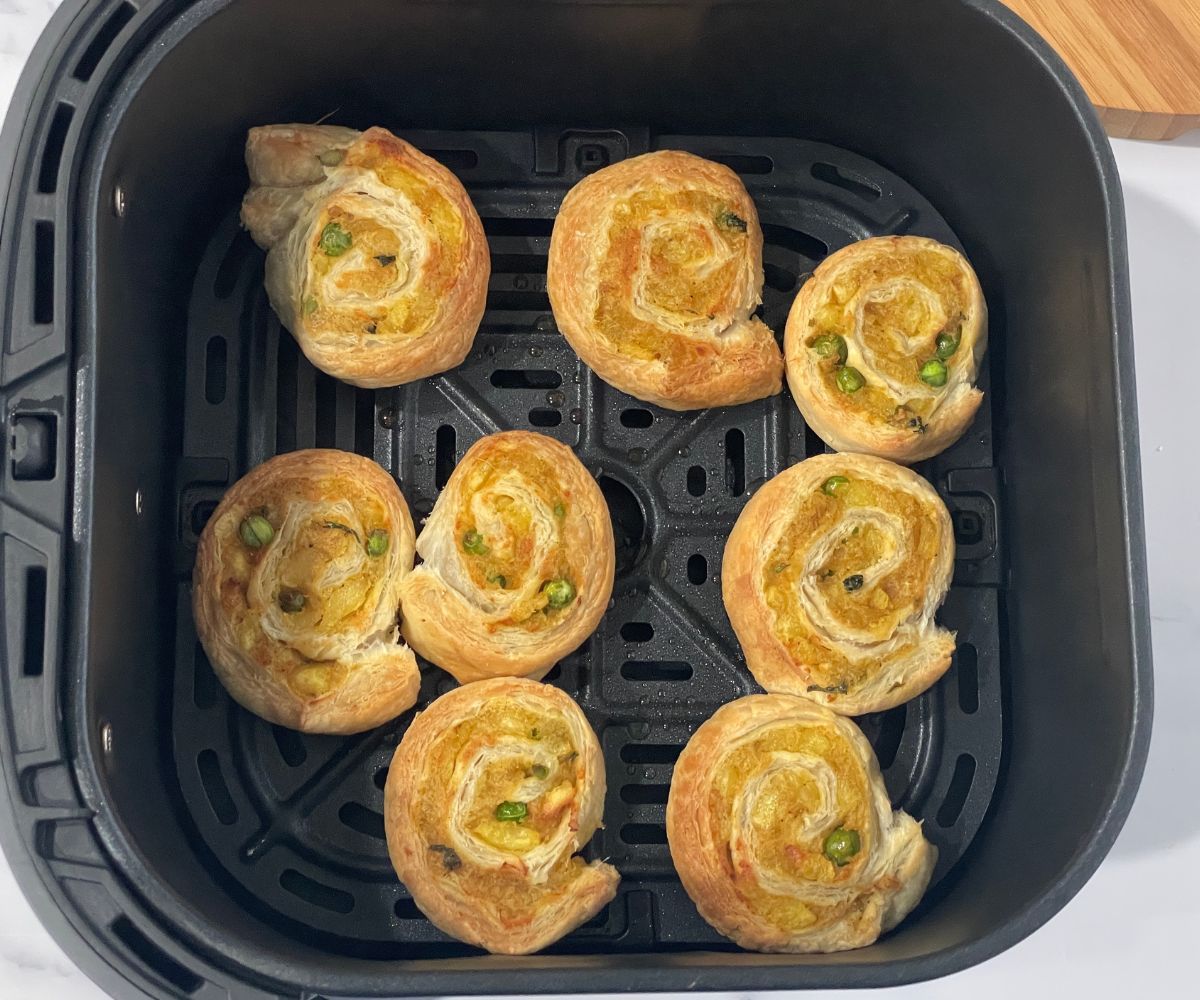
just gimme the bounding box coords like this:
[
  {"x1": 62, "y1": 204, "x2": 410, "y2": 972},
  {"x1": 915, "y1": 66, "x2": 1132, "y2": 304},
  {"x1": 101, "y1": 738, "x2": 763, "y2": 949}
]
[{"x1": 0, "y1": 2, "x2": 1198, "y2": 998}]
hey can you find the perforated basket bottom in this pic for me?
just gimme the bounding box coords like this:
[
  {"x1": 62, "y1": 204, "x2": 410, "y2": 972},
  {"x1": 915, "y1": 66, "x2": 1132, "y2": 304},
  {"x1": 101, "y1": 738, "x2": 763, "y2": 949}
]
[{"x1": 171, "y1": 127, "x2": 1004, "y2": 957}]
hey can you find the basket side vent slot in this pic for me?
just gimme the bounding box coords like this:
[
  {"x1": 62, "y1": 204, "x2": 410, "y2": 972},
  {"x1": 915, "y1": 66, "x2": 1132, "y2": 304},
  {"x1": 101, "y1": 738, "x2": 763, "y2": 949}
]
[{"x1": 73, "y1": 2, "x2": 137, "y2": 81}]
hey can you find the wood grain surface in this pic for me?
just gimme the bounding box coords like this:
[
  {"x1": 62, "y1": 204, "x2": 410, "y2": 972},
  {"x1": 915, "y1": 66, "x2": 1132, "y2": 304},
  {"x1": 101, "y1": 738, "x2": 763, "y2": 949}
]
[{"x1": 1004, "y1": 0, "x2": 1200, "y2": 140}]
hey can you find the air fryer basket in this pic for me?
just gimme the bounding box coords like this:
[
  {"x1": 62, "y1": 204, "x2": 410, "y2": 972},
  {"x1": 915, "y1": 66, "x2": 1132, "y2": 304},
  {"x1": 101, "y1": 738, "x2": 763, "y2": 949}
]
[{"x1": 0, "y1": 1, "x2": 1151, "y2": 998}]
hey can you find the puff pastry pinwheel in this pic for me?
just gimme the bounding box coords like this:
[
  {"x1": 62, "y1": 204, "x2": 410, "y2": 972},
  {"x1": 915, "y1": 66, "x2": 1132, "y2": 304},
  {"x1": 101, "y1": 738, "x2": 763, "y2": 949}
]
[
  {"x1": 399, "y1": 431, "x2": 615, "y2": 683},
  {"x1": 240, "y1": 124, "x2": 489, "y2": 388},
  {"x1": 722, "y1": 453, "x2": 955, "y2": 715},
  {"x1": 384, "y1": 677, "x2": 619, "y2": 954},
  {"x1": 546, "y1": 150, "x2": 783, "y2": 410},
  {"x1": 192, "y1": 449, "x2": 418, "y2": 734},
  {"x1": 666, "y1": 694, "x2": 936, "y2": 953},
  {"x1": 784, "y1": 236, "x2": 987, "y2": 462}
]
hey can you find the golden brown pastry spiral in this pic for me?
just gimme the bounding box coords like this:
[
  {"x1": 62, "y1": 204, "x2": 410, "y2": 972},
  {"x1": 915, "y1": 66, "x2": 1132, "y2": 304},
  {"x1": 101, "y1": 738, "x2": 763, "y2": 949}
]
[
  {"x1": 722, "y1": 453, "x2": 955, "y2": 715},
  {"x1": 784, "y1": 236, "x2": 987, "y2": 462},
  {"x1": 399, "y1": 431, "x2": 615, "y2": 683},
  {"x1": 241, "y1": 124, "x2": 489, "y2": 388},
  {"x1": 547, "y1": 150, "x2": 783, "y2": 410},
  {"x1": 192, "y1": 449, "x2": 418, "y2": 734},
  {"x1": 384, "y1": 677, "x2": 619, "y2": 954},
  {"x1": 666, "y1": 694, "x2": 935, "y2": 953}
]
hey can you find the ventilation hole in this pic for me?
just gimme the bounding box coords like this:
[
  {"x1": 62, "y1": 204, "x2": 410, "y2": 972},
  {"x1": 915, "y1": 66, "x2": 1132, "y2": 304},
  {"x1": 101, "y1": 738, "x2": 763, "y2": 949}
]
[
  {"x1": 193, "y1": 643, "x2": 217, "y2": 709},
  {"x1": 427, "y1": 149, "x2": 478, "y2": 171},
  {"x1": 203, "y1": 336, "x2": 227, "y2": 404},
  {"x1": 33, "y1": 220, "x2": 53, "y2": 324},
  {"x1": 36, "y1": 103, "x2": 73, "y2": 194},
  {"x1": 576, "y1": 143, "x2": 610, "y2": 172},
  {"x1": 435, "y1": 424, "x2": 457, "y2": 489},
  {"x1": 190, "y1": 499, "x2": 217, "y2": 536},
  {"x1": 761, "y1": 223, "x2": 829, "y2": 260},
  {"x1": 621, "y1": 660, "x2": 693, "y2": 682},
  {"x1": 314, "y1": 375, "x2": 337, "y2": 449},
  {"x1": 10, "y1": 413, "x2": 56, "y2": 481},
  {"x1": 872, "y1": 705, "x2": 907, "y2": 770},
  {"x1": 599, "y1": 475, "x2": 646, "y2": 576},
  {"x1": 936, "y1": 754, "x2": 977, "y2": 828},
  {"x1": 197, "y1": 750, "x2": 237, "y2": 825},
  {"x1": 338, "y1": 801, "x2": 386, "y2": 840},
  {"x1": 488, "y1": 289, "x2": 552, "y2": 311},
  {"x1": 687, "y1": 554, "x2": 708, "y2": 585},
  {"x1": 957, "y1": 643, "x2": 979, "y2": 714},
  {"x1": 271, "y1": 726, "x2": 307, "y2": 768},
  {"x1": 73, "y1": 2, "x2": 136, "y2": 81},
  {"x1": 620, "y1": 743, "x2": 683, "y2": 764},
  {"x1": 953, "y1": 509, "x2": 985, "y2": 546},
  {"x1": 725, "y1": 428, "x2": 745, "y2": 495},
  {"x1": 620, "y1": 621, "x2": 654, "y2": 643},
  {"x1": 20, "y1": 566, "x2": 46, "y2": 677},
  {"x1": 395, "y1": 897, "x2": 423, "y2": 919},
  {"x1": 620, "y1": 823, "x2": 667, "y2": 845},
  {"x1": 111, "y1": 917, "x2": 202, "y2": 995},
  {"x1": 620, "y1": 408, "x2": 653, "y2": 428},
  {"x1": 686, "y1": 465, "x2": 706, "y2": 497},
  {"x1": 279, "y1": 869, "x2": 354, "y2": 914},
  {"x1": 884, "y1": 207, "x2": 917, "y2": 234},
  {"x1": 528, "y1": 407, "x2": 562, "y2": 427},
  {"x1": 707, "y1": 153, "x2": 774, "y2": 175},
  {"x1": 620, "y1": 784, "x2": 670, "y2": 804},
  {"x1": 482, "y1": 216, "x2": 556, "y2": 238},
  {"x1": 490, "y1": 369, "x2": 562, "y2": 389},
  {"x1": 811, "y1": 161, "x2": 882, "y2": 201},
  {"x1": 763, "y1": 261, "x2": 797, "y2": 292},
  {"x1": 490, "y1": 253, "x2": 547, "y2": 274},
  {"x1": 373, "y1": 766, "x2": 389, "y2": 791},
  {"x1": 275, "y1": 330, "x2": 298, "y2": 453},
  {"x1": 354, "y1": 389, "x2": 375, "y2": 456},
  {"x1": 804, "y1": 422, "x2": 830, "y2": 458},
  {"x1": 581, "y1": 903, "x2": 611, "y2": 929}
]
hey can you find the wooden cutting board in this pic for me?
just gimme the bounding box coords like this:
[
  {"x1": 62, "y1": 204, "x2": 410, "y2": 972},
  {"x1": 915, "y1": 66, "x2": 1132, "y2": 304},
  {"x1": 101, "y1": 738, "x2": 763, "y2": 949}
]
[{"x1": 1003, "y1": 0, "x2": 1200, "y2": 140}]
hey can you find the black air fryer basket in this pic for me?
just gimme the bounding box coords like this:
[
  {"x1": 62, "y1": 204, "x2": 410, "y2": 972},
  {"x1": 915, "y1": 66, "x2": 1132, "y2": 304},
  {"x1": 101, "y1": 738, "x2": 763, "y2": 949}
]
[{"x1": 0, "y1": 1, "x2": 1152, "y2": 997}]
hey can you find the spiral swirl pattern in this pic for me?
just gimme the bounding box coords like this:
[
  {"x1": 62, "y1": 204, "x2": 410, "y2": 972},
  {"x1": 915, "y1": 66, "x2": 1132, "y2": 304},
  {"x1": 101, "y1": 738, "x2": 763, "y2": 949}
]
[
  {"x1": 242, "y1": 124, "x2": 488, "y2": 388},
  {"x1": 192, "y1": 450, "x2": 418, "y2": 734},
  {"x1": 385, "y1": 678, "x2": 618, "y2": 954},
  {"x1": 784, "y1": 236, "x2": 987, "y2": 462},
  {"x1": 548, "y1": 150, "x2": 783, "y2": 410},
  {"x1": 399, "y1": 431, "x2": 615, "y2": 683},
  {"x1": 667, "y1": 695, "x2": 935, "y2": 953},
  {"x1": 722, "y1": 453, "x2": 955, "y2": 715}
]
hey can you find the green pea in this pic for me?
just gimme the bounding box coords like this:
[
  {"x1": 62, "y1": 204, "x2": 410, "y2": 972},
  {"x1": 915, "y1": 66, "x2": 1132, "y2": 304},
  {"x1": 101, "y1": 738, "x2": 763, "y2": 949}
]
[
  {"x1": 489, "y1": 573, "x2": 508, "y2": 589},
  {"x1": 366, "y1": 529, "x2": 388, "y2": 557},
  {"x1": 543, "y1": 579, "x2": 576, "y2": 609},
  {"x1": 836, "y1": 366, "x2": 865, "y2": 393},
  {"x1": 318, "y1": 221, "x2": 352, "y2": 257},
  {"x1": 811, "y1": 334, "x2": 848, "y2": 365},
  {"x1": 318, "y1": 148, "x2": 345, "y2": 167},
  {"x1": 239, "y1": 514, "x2": 274, "y2": 549},
  {"x1": 530, "y1": 727, "x2": 541, "y2": 740},
  {"x1": 462, "y1": 529, "x2": 488, "y2": 555},
  {"x1": 821, "y1": 475, "x2": 849, "y2": 496},
  {"x1": 553, "y1": 502, "x2": 566, "y2": 519},
  {"x1": 919, "y1": 359, "x2": 948, "y2": 387},
  {"x1": 531, "y1": 764, "x2": 549, "y2": 780},
  {"x1": 302, "y1": 296, "x2": 318, "y2": 316},
  {"x1": 822, "y1": 827, "x2": 861, "y2": 867},
  {"x1": 935, "y1": 331, "x2": 959, "y2": 360},
  {"x1": 278, "y1": 589, "x2": 306, "y2": 614},
  {"x1": 716, "y1": 210, "x2": 748, "y2": 232},
  {"x1": 495, "y1": 800, "x2": 527, "y2": 822}
]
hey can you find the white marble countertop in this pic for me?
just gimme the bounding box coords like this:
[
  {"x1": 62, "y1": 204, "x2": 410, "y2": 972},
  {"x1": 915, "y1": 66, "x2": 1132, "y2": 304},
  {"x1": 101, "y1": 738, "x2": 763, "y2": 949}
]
[{"x1": 1, "y1": 3, "x2": 1197, "y2": 999}]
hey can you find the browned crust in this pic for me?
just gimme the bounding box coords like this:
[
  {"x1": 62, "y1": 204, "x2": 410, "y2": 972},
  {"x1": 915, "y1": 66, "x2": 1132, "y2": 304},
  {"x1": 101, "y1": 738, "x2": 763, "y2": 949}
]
[
  {"x1": 384, "y1": 678, "x2": 619, "y2": 954},
  {"x1": 399, "y1": 431, "x2": 616, "y2": 682},
  {"x1": 547, "y1": 150, "x2": 783, "y2": 410},
  {"x1": 721, "y1": 453, "x2": 955, "y2": 715},
  {"x1": 192, "y1": 449, "x2": 418, "y2": 734}
]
